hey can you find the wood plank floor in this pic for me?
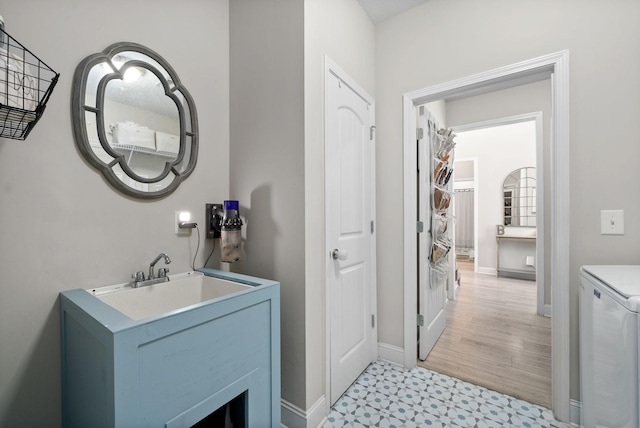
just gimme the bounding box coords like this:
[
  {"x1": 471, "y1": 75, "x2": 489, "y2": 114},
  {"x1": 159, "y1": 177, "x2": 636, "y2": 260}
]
[{"x1": 417, "y1": 259, "x2": 552, "y2": 408}]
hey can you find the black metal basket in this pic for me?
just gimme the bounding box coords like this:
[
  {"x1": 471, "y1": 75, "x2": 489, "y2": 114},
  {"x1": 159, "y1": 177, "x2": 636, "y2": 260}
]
[{"x1": 0, "y1": 27, "x2": 59, "y2": 140}]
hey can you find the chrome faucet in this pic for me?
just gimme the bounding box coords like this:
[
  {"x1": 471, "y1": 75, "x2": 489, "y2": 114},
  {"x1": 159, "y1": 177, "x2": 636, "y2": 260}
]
[
  {"x1": 148, "y1": 253, "x2": 171, "y2": 280},
  {"x1": 130, "y1": 253, "x2": 172, "y2": 288}
]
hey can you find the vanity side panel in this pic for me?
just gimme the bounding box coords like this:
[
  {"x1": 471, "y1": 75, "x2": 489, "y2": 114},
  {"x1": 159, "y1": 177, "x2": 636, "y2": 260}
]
[{"x1": 60, "y1": 294, "x2": 114, "y2": 428}]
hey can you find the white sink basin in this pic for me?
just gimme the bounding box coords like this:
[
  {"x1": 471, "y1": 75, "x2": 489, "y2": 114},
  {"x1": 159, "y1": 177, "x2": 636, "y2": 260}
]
[{"x1": 88, "y1": 271, "x2": 252, "y2": 320}]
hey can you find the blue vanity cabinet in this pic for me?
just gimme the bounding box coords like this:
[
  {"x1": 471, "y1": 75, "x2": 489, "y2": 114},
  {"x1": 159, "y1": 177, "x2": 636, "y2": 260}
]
[{"x1": 60, "y1": 269, "x2": 280, "y2": 428}]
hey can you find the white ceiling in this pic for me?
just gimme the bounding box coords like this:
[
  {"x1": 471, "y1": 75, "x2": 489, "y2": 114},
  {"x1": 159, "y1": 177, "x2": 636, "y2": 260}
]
[{"x1": 358, "y1": 0, "x2": 429, "y2": 24}]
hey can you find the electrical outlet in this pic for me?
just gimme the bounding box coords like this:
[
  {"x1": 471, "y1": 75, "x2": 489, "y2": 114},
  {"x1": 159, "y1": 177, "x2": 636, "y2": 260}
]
[{"x1": 206, "y1": 203, "x2": 223, "y2": 239}]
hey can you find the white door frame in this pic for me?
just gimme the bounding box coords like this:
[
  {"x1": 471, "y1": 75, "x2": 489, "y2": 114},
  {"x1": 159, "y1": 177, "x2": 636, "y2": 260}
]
[
  {"x1": 324, "y1": 56, "x2": 377, "y2": 411},
  {"x1": 451, "y1": 112, "x2": 547, "y2": 317},
  {"x1": 402, "y1": 51, "x2": 570, "y2": 421}
]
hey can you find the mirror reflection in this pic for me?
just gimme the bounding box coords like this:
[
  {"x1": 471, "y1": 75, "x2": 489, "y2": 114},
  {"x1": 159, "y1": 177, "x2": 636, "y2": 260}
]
[
  {"x1": 72, "y1": 42, "x2": 198, "y2": 198},
  {"x1": 503, "y1": 167, "x2": 536, "y2": 226}
]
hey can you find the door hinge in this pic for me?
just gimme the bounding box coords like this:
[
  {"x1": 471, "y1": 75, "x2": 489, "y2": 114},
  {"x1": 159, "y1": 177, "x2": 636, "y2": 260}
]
[
  {"x1": 417, "y1": 127, "x2": 424, "y2": 140},
  {"x1": 371, "y1": 220, "x2": 374, "y2": 234},
  {"x1": 417, "y1": 221, "x2": 424, "y2": 233},
  {"x1": 371, "y1": 314, "x2": 375, "y2": 328},
  {"x1": 417, "y1": 314, "x2": 424, "y2": 327},
  {"x1": 370, "y1": 125, "x2": 376, "y2": 141}
]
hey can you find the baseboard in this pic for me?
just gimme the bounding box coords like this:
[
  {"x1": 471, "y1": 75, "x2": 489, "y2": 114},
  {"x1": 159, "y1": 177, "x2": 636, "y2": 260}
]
[
  {"x1": 378, "y1": 342, "x2": 405, "y2": 366},
  {"x1": 569, "y1": 399, "x2": 581, "y2": 427},
  {"x1": 281, "y1": 395, "x2": 326, "y2": 428},
  {"x1": 477, "y1": 266, "x2": 497, "y2": 276},
  {"x1": 543, "y1": 304, "x2": 552, "y2": 318},
  {"x1": 306, "y1": 396, "x2": 327, "y2": 428},
  {"x1": 281, "y1": 399, "x2": 305, "y2": 428}
]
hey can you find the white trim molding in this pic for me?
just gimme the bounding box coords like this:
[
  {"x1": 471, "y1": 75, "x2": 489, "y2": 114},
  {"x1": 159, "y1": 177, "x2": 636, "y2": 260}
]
[
  {"x1": 477, "y1": 267, "x2": 498, "y2": 276},
  {"x1": 570, "y1": 399, "x2": 581, "y2": 427},
  {"x1": 281, "y1": 396, "x2": 327, "y2": 428},
  {"x1": 281, "y1": 399, "x2": 306, "y2": 428},
  {"x1": 378, "y1": 342, "x2": 405, "y2": 367},
  {"x1": 402, "y1": 50, "x2": 570, "y2": 422}
]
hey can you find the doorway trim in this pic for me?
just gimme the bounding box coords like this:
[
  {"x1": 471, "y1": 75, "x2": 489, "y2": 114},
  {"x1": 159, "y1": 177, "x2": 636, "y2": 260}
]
[
  {"x1": 451, "y1": 112, "x2": 547, "y2": 316},
  {"x1": 402, "y1": 51, "x2": 570, "y2": 421}
]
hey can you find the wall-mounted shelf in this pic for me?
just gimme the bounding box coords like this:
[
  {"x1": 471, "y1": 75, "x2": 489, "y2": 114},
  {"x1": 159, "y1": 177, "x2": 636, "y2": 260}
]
[
  {"x1": 0, "y1": 25, "x2": 59, "y2": 140},
  {"x1": 89, "y1": 139, "x2": 178, "y2": 159}
]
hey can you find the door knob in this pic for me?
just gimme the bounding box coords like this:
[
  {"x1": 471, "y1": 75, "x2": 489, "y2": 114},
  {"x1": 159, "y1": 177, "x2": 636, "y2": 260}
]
[{"x1": 332, "y1": 249, "x2": 348, "y2": 261}]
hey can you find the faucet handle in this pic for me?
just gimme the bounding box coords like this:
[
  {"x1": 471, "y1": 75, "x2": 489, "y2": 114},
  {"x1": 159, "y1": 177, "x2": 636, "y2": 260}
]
[
  {"x1": 132, "y1": 271, "x2": 145, "y2": 282},
  {"x1": 158, "y1": 268, "x2": 170, "y2": 278}
]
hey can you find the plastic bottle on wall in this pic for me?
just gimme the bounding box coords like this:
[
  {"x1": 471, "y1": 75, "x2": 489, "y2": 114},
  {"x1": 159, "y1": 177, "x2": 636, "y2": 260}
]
[{"x1": 221, "y1": 200, "x2": 243, "y2": 263}]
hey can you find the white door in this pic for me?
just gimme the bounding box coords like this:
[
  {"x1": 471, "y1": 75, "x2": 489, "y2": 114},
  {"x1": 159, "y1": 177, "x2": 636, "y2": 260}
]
[
  {"x1": 418, "y1": 108, "x2": 448, "y2": 361},
  {"x1": 326, "y1": 61, "x2": 376, "y2": 405}
]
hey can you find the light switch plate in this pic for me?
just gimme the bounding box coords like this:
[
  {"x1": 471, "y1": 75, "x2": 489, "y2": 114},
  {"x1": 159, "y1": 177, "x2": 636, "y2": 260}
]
[{"x1": 601, "y1": 210, "x2": 624, "y2": 235}]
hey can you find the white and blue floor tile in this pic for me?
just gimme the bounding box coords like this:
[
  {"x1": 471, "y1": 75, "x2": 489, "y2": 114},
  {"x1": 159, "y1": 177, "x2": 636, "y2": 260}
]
[{"x1": 324, "y1": 360, "x2": 570, "y2": 428}]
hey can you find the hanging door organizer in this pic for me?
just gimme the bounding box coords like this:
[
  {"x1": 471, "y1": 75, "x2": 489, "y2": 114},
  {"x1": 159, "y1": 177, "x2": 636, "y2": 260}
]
[
  {"x1": 0, "y1": 25, "x2": 59, "y2": 140},
  {"x1": 428, "y1": 122, "x2": 456, "y2": 288}
]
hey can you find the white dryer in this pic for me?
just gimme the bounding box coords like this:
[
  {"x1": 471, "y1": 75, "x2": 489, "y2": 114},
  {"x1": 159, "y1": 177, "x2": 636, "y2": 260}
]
[{"x1": 580, "y1": 265, "x2": 640, "y2": 428}]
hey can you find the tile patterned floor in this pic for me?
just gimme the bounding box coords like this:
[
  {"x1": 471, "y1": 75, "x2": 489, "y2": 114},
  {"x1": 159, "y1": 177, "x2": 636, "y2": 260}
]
[{"x1": 324, "y1": 360, "x2": 571, "y2": 428}]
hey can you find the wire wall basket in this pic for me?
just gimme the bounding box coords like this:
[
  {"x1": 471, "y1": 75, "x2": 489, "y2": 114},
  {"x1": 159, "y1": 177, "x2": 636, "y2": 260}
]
[{"x1": 0, "y1": 26, "x2": 60, "y2": 140}]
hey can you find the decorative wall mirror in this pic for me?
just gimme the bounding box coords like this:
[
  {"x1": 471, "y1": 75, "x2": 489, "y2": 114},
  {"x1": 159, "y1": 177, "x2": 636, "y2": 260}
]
[
  {"x1": 71, "y1": 42, "x2": 198, "y2": 199},
  {"x1": 503, "y1": 167, "x2": 536, "y2": 226}
]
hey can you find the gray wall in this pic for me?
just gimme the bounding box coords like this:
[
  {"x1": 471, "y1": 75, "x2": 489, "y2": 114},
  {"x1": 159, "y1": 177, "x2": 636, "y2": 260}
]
[
  {"x1": 229, "y1": 0, "x2": 307, "y2": 410},
  {"x1": 375, "y1": 0, "x2": 640, "y2": 401},
  {"x1": 0, "y1": 1, "x2": 230, "y2": 426}
]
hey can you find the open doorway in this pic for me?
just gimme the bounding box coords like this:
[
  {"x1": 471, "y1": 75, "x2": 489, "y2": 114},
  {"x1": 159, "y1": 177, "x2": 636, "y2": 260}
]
[
  {"x1": 417, "y1": 117, "x2": 551, "y2": 408},
  {"x1": 402, "y1": 51, "x2": 570, "y2": 421}
]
